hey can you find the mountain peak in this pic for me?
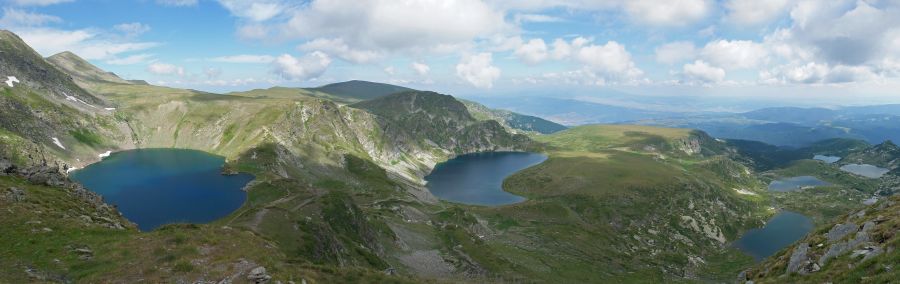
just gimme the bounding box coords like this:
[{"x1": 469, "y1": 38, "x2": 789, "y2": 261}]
[
  {"x1": 46, "y1": 50, "x2": 131, "y2": 85},
  {"x1": 309, "y1": 80, "x2": 415, "y2": 103}
]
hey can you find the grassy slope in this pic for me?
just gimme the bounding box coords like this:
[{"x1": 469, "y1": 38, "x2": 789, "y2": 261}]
[
  {"x1": 0, "y1": 175, "x2": 419, "y2": 283},
  {"x1": 429, "y1": 125, "x2": 772, "y2": 282}
]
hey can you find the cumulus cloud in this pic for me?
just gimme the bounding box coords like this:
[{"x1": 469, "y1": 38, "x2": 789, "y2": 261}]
[
  {"x1": 725, "y1": 0, "x2": 792, "y2": 26},
  {"x1": 624, "y1": 0, "x2": 712, "y2": 26},
  {"x1": 701, "y1": 39, "x2": 768, "y2": 69},
  {"x1": 0, "y1": 8, "x2": 61, "y2": 27},
  {"x1": 755, "y1": 0, "x2": 900, "y2": 84},
  {"x1": 298, "y1": 38, "x2": 381, "y2": 64},
  {"x1": 8, "y1": 0, "x2": 72, "y2": 6},
  {"x1": 156, "y1": 0, "x2": 197, "y2": 7},
  {"x1": 114, "y1": 22, "x2": 151, "y2": 38},
  {"x1": 281, "y1": 0, "x2": 508, "y2": 53},
  {"x1": 271, "y1": 52, "x2": 331, "y2": 81},
  {"x1": 147, "y1": 63, "x2": 185, "y2": 76},
  {"x1": 514, "y1": 38, "x2": 549, "y2": 64},
  {"x1": 574, "y1": 41, "x2": 643, "y2": 79},
  {"x1": 411, "y1": 61, "x2": 430, "y2": 75},
  {"x1": 682, "y1": 60, "x2": 726, "y2": 83},
  {"x1": 209, "y1": 54, "x2": 275, "y2": 64},
  {"x1": 456, "y1": 53, "x2": 501, "y2": 88},
  {"x1": 655, "y1": 41, "x2": 697, "y2": 65}
]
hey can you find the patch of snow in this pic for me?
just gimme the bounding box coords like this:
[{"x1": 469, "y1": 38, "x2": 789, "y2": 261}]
[
  {"x1": 98, "y1": 151, "x2": 112, "y2": 158},
  {"x1": 104, "y1": 108, "x2": 116, "y2": 111},
  {"x1": 4, "y1": 76, "x2": 19, "y2": 87},
  {"x1": 733, "y1": 188, "x2": 758, "y2": 196},
  {"x1": 51, "y1": 137, "x2": 66, "y2": 149},
  {"x1": 863, "y1": 197, "x2": 878, "y2": 205},
  {"x1": 62, "y1": 92, "x2": 97, "y2": 108}
]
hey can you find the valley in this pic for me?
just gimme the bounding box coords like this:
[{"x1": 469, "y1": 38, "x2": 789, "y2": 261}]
[{"x1": 1, "y1": 28, "x2": 899, "y2": 284}]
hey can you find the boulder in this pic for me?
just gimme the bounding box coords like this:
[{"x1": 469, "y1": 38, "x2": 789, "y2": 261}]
[
  {"x1": 5, "y1": 187, "x2": 25, "y2": 202},
  {"x1": 0, "y1": 158, "x2": 14, "y2": 174},
  {"x1": 247, "y1": 266, "x2": 271, "y2": 284}
]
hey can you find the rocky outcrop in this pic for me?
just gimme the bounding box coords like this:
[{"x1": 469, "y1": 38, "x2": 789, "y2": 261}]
[
  {"x1": 747, "y1": 197, "x2": 899, "y2": 282},
  {"x1": 247, "y1": 266, "x2": 272, "y2": 284}
]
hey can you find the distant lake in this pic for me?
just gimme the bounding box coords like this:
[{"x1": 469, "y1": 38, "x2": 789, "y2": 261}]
[
  {"x1": 425, "y1": 152, "x2": 547, "y2": 206},
  {"x1": 768, "y1": 176, "x2": 831, "y2": 192},
  {"x1": 840, "y1": 164, "x2": 889, "y2": 178},
  {"x1": 70, "y1": 149, "x2": 253, "y2": 231},
  {"x1": 734, "y1": 211, "x2": 814, "y2": 260},
  {"x1": 813, "y1": 155, "x2": 841, "y2": 164}
]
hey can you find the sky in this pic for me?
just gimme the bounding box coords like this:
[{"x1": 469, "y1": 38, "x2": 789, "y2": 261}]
[{"x1": 2, "y1": 0, "x2": 900, "y2": 107}]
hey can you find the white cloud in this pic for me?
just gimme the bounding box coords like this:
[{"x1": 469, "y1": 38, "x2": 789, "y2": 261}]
[
  {"x1": 298, "y1": 38, "x2": 381, "y2": 64},
  {"x1": 513, "y1": 13, "x2": 564, "y2": 24},
  {"x1": 14, "y1": 28, "x2": 159, "y2": 60},
  {"x1": 655, "y1": 41, "x2": 696, "y2": 65},
  {"x1": 701, "y1": 39, "x2": 768, "y2": 69},
  {"x1": 156, "y1": 0, "x2": 197, "y2": 7},
  {"x1": 624, "y1": 0, "x2": 712, "y2": 26},
  {"x1": 217, "y1": 0, "x2": 284, "y2": 22},
  {"x1": 725, "y1": 0, "x2": 792, "y2": 26},
  {"x1": 514, "y1": 38, "x2": 549, "y2": 64},
  {"x1": 574, "y1": 41, "x2": 643, "y2": 79},
  {"x1": 114, "y1": 22, "x2": 151, "y2": 37},
  {"x1": 761, "y1": 62, "x2": 878, "y2": 84},
  {"x1": 411, "y1": 61, "x2": 430, "y2": 75},
  {"x1": 209, "y1": 54, "x2": 275, "y2": 64},
  {"x1": 550, "y1": 37, "x2": 589, "y2": 60},
  {"x1": 8, "y1": 0, "x2": 72, "y2": 6},
  {"x1": 282, "y1": 0, "x2": 508, "y2": 53},
  {"x1": 271, "y1": 52, "x2": 331, "y2": 81},
  {"x1": 0, "y1": 8, "x2": 61, "y2": 26},
  {"x1": 456, "y1": 53, "x2": 501, "y2": 88},
  {"x1": 147, "y1": 63, "x2": 185, "y2": 76},
  {"x1": 106, "y1": 53, "x2": 154, "y2": 65},
  {"x1": 683, "y1": 60, "x2": 725, "y2": 83},
  {"x1": 204, "y1": 67, "x2": 223, "y2": 79},
  {"x1": 383, "y1": 66, "x2": 396, "y2": 75}
]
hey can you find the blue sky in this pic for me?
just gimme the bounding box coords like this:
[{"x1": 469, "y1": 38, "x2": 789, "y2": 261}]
[{"x1": 2, "y1": 0, "x2": 900, "y2": 106}]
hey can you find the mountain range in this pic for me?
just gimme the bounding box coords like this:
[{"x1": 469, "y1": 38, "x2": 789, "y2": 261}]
[{"x1": 1, "y1": 29, "x2": 898, "y2": 283}]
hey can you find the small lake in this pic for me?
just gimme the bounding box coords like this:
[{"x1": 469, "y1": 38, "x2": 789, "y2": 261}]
[
  {"x1": 813, "y1": 155, "x2": 841, "y2": 164},
  {"x1": 768, "y1": 176, "x2": 831, "y2": 192},
  {"x1": 734, "y1": 211, "x2": 814, "y2": 260},
  {"x1": 840, "y1": 164, "x2": 889, "y2": 178},
  {"x1": 70, "y1": 149, "x2": 254, "y2": 231},
  {"x1": 425, "y1": 152, "x2": 547, "y2": 206}
]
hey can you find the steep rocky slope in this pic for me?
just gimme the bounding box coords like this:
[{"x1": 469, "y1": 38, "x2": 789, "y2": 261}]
[{"x1": 743, "y1": 196, "x2": 898, "y2": 283}]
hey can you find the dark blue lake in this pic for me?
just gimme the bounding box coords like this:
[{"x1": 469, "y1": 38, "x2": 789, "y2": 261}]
[
  {"x1": 425, "y1": 152, "x2": 547, "y2": 206},
  {"x1": 768, "y1": 176, "x2": 831, "y2": 192},
  {"x1": 70, "y1": 149, "x2": 253, "y2": 231},
  {"x1": 734, "y1": 211, "x2": 814, "y2": 260}
]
